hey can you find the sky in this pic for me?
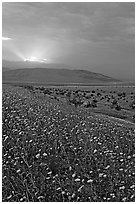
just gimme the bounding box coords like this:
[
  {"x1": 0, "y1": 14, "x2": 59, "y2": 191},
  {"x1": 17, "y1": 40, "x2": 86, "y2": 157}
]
[{"x1": 2, "y1": 2, "x2": 135, "y2": 80}]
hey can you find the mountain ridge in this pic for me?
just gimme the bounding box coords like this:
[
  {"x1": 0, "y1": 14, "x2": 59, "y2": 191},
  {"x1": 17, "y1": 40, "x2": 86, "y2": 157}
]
[{"x1": 2, "y1": 67, "x2": 120, "y2": 84}]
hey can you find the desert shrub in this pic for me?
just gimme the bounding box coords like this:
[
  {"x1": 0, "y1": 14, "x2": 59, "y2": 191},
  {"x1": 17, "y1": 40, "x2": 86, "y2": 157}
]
[
  {"x1": 69, "y1": 97, "x2": 83, "y2": 108},
  {"x1": 93, "y1": 99, "x2": 98, "y2": 103},
  {"x1": 66, "y1": 91, "x2": 71, "y2": 98},
  {"x1": 100, "y1": 97, "x2": 104, "y2": 100},
  {"x1": 23, "y1": 85, "x2": 35, "y2": 94},
  {"x1": 97, "y1": 93, "x2": 101, "y2": 97},
  {"x1": 122, "y1": 92, "x2": 126, "y2": 97},
  {"x1": 91, "y1": 102, "x2": 97, "y2": 108},
  {"x1": 115, "y1": 105, "x2": 121, "y2": 111},
  {"x1": 129, "y1": 101, "x2": 135, "y2": 109},
  {"x1": 117, "y1": 93, "x2": 122, "y2": 97},
  {"x1": 25, "y1": 85, "x2": 33, "y2": 90},
  {"x1": 112, "y1": 99, "x2": 118, "y2": 105},
  {"x1": 39, "y1": 87, "x2": 45, "y2": 91},
  {"x1": 118, "y1": 92, "x2": 126, "y2": 97},
  {"x1": 44, "y1": 89, "x2": 51, "y2": 95},
  {"x1": 91, "y1": 99, "x2": 98, "y2": 108},
  {"x1": 60, "y1": 91, "x2": 65, "y2": 95},
  {"x1": 85, "y1": 93, "x2": 91, "y2": 99},
  {"x1": 83, "y1": 101, "x2": 92, "y2": 108}
]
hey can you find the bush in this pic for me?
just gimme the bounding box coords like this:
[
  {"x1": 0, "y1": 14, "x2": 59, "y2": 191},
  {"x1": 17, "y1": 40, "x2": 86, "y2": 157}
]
[
  {"x1": 118, "y1": 92, "x2": 126, "y2": 97},
  {"x1": 97, "y1": 93, "x2": 101, "y2": 97},
  {"x1": 115, "y1": 105, "x2": 121, "y2": 111},
  {"x1": 85, "y1": 93, "x2": 91, "y2": 99},
  {"x1": 93, "y1": 99, "x2": 98, "y2": 103},
  {"x1": 92, "y1": 102, "x2": 97, "y2": 108},
  {"x1": 83, "y1": 101, "x2": 92, "y2": 108},
  {"x1": 122, "y1": 92, "x2": 126, "y2": 97},
  {"x1": 117, "y1": 93, "x2": 122, "y2": 97},
  {"x1": 129, "y1": 101, "x2": 135, "y2": 109},
  {"x1": 39, "y1": 87, "x2": 45, "y2": 91},
  {"x1": 69, "y1": 97, "x2": 83, "y2": 108},
  {"x1": 112, "y1": 99, "x2": 118, "y2": 105},
  {"x1": 44, "y1": 89, "x2": 51, "y2": 95},
  {"x1": 91, "y1": 99, "x2": 98, "y2": 108},
  {"x1": 100, "y1": 97, "x2": 104, "y2": 100}
]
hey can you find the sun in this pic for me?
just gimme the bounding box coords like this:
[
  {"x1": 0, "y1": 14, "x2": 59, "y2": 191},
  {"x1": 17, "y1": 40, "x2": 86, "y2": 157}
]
[{"x1": 24, "y1": 56, "x2": 47, "y2": 63}]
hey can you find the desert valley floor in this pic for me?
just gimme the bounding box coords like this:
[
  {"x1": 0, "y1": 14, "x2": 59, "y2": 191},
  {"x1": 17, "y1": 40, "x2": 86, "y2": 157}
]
[{"x1": 2, "y1": 83, "x2": 135, "y2": 202}]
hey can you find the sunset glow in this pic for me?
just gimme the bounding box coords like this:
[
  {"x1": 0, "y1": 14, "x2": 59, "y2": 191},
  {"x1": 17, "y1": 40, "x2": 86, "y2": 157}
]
[
  {"x1": 2, "y1": 36, "x2": 11, "y2": 41},
  {"x1": 24, "y1": 57, "x2": 47, "y2": 63}
]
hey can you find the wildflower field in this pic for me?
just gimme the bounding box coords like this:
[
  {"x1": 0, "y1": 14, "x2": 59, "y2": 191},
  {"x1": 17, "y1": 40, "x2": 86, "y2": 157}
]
[{"x1": 2, "y1": 84, "x2": 135, "y2": 202}]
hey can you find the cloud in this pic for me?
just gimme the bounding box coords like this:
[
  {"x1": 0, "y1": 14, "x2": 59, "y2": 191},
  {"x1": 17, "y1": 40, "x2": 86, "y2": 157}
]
[
  {"x1": 2, "y1": 2, "x2": 135, "y2": 80},
  {"x1": 2, "y1": 2, "x2": 134, "y2": 44},
  {"x1": 2, "y1": 36, "x2": 12, "y2": 40}
]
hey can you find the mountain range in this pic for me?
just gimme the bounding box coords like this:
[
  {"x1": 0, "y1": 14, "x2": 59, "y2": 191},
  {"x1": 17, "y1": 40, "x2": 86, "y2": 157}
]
[{"x1": 2, "y1": 60, "x2": 120, "y2": 84}]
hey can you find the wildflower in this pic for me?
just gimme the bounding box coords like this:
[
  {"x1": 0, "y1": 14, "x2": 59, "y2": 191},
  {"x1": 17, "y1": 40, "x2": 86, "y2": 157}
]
[
  {"x1": 99, "y1": 173, "x2": 104, "y2": 177},
  {"x1": 87, "y1": 179, "x2": 93, "y2": 183},
  {"x1": 72, "y1": 193, "x2": 75, "y2": 198},
  {"x1": 130, "y1": 185, "x2": 135, "y2": 189},
  {"x1": 69, "y1": 166, "x2": 72, "y2": 171},
  {"x1": 94, "y1": 149, "x2": 97, "y2": 153},
  {"x1": 105, "y1": 165, "x2": 110, "y2": 169},
  {"x1": 119, "y1": 186, "x2": 125, "y2": 190},
  {"x1": 43, "y1": 153, "x2": 47, "y2": 156},
  {"x1": 75, "y1": 178, "x2": 80, "y2": 182},
  {"x1": 56, "y1": 187, "x2": 61, "y2": 191},
  {"x1": 78, "y1": 185, "x2": 84, "y2": 192},
  {"x1": 47, "y1": 171, "x2": 52, "y2": 175},
  {"x1": 36, "y1": 153, "x2": 40, "y2": 158},
  {"x1": 72, "y1": 173, "x2": 76, "y2": 178}
]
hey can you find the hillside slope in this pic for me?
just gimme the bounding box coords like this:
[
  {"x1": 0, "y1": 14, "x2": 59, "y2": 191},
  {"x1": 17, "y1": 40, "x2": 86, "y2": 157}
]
[{"x1": 2, "y1": 68, "x2": 119, "y2": 84}]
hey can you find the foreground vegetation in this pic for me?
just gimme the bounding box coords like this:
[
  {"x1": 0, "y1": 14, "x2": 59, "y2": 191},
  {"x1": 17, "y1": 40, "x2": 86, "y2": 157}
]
[
  {"x1": 2, "y1": 84, "x2": 135, "y2": 202},
  {"x1": 23, "y1": 84, "x2": 135, "y2": 122}
]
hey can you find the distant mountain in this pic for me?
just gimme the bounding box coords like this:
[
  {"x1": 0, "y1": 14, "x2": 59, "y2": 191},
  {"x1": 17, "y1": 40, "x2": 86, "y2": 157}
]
[{"x1": 2, "y1": 67, "x2": 119, "y2": 84}]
